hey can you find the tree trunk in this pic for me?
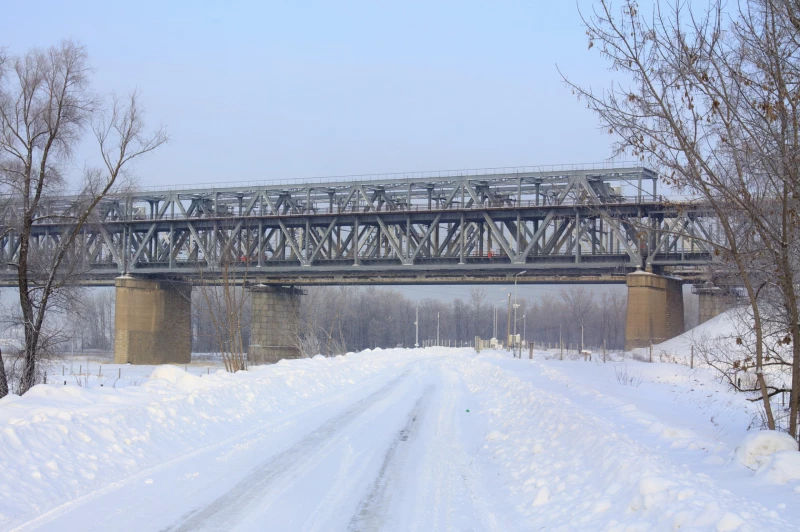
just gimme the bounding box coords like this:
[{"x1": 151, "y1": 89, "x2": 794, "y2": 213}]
[{"x1": 0, "y1": 350, "x2": 8, "y2": 398}]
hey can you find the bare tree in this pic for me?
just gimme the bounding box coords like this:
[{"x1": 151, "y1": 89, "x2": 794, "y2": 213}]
[
  {"x1": 196, "y1": 261, "x2": 249, "y2": 373},
  {"x1": 563, "y1": 0, "x2": 800, "y2": 436},
  {"x1": 598, "y1": 292, "x2": 627, "y2": 349},
  {"x1": 70, "y1": 289, "x2": 115, "y2": 351},
  {"x1": 560, "y1": 286, "x2": 596, "y2": 347},
  {"x1": 0, "y1": 41, "x2": 167, "y2": 396},
  {"x1": 294, "y1": 286, "x2": 349, "y2": 357}
]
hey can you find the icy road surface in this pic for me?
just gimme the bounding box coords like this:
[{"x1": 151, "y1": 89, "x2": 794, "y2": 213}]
[{"x1": 3, "y1": 348, "x2": 799, "y2": 531}]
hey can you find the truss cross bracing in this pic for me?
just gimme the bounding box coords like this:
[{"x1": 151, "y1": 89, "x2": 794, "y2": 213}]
[{"x1": 0, "y1": 165, "x2": 718, "y2": 286}]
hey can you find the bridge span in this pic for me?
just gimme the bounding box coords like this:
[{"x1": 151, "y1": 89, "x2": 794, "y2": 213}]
[{"x1": 1, "y1": 164, "x2": 723, "y2": 362}]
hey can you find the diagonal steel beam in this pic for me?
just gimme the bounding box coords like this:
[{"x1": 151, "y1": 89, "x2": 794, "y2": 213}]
[
  {"x1": 308, "y1": 218, "x2": 338, "y2": 264},
  {"x1": 482, "y1": 212, "x2": 519, "y2": 262},
  {"x1": 278, "y1": 219, "x2": 307, "y2": 265},
  {"x1": 376, "y1": 217, "x2": 409, "y2": 264},
  {"x1": 409, "y1": 214, "x2": 442, "y2": 262}
]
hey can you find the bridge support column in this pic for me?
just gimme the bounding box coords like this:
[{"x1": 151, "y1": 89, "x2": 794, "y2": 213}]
[
  {"x1": 114, "y1": 277, "x2": 192, "y2": 365},
  {"x1": 248, "y1": 286, "x2": 302, "y2": 364},
  {"x1": 625, "y1": 272, "x2": 684, "y2": 350},
  {"x1": 696, "y1": 285, "x2": 732, "y2": 324}
]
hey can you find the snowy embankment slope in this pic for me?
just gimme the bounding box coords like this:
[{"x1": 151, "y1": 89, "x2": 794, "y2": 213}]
[
  {"x1": 634, "y1": 308, "x2": 745, "y2": 365},
  {"x1": 2, "y1": 344, "x2": 800, "y2": 530}
]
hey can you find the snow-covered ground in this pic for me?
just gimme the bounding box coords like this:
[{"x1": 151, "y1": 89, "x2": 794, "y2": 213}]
[
  {"x1": 41, "y1": 353, "x2": 225, "y2": 389},
  {"x1": 1, "y1": 341, "x2": 800, "y2": 530}
]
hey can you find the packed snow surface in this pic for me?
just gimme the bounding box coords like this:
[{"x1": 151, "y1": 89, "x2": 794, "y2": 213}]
[{"x1": 1, "y1": 346, "x2": 800, "y2": 531}]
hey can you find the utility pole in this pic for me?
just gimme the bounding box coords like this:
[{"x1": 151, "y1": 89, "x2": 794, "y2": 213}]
[
  {"x1": 506, "y1": 293, "x2": 511, "y2": 352},
  {"x1": 414, "y1": 307, "x2": 419, "y2": 348},
  {"x1": 437, "y1": 312, "x2": 440, "y2": 346},
  {"x1": 494, "y1": 297, "x2": 505, "y2": 340},
  {"x1": 581, "y1": 322, "x2": 584, "y2": 354},
  {"x1": 513, "y1": 270, "x2": 527, "y2": 358}
]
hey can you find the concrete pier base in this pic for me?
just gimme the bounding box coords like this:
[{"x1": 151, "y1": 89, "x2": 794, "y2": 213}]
[
  {"x1": 248, "y1": 285, "x2": 302, "y2": 365},
  {"x1": 625, "y1": 272, "x2": 684, "y2": 350},
  {"x1": 114, "y1": 277, "x2": 192, "y2": 365},
  {"x1": 697, "y1": 286, "x2": 732, "y2": 324}
]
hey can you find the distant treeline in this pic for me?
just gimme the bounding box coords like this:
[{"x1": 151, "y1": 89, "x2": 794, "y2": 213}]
[
  {"x1": 287, "y1": 286, "x2": 629, "y2": 356},
  {"x1": 66, "y1": 286, "x2": 635, "y2": 357}
]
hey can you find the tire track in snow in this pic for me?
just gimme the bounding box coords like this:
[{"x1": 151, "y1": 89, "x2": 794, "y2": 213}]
[
  {"x1": 164, "y1": 370, "x2": 417, "y2": 532},
  {"x1": 413, "y1": 362, "x2": 507, "y2": 532},
  {"x1": 348, "y1": 385, "x2": 434, "y2": 532},
  {"x1": 14, "y1": 366, "x2": 413, "y2": 532}
]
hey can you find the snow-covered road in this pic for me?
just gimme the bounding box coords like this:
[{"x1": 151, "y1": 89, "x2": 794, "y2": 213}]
[
  {"x1": 3, "y1": 348, "x2": 799, "y2": 531},
  {"x1": 11, "y1": 355, "x2": 509, "y2": 531}
]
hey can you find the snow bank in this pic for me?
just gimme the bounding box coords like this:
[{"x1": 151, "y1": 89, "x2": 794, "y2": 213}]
[
  {"x1": 0, "y1": 348, "x2": 431, "y2": 528},
  {"x1": 734, "y1": 430, "x2": 800, "y2": 485},
  {"x1": 634, "y1": 309, "x2": 742, "y2": 364},
  {"x1": 756, "y1": 451, "x2": 800, "y2": 484},
  {"x1": 457, "y1": 356, "x2": 792, "y2": 530},
  {"x1": 736, "y1": 430, "x2": 798, "y2": 470}
]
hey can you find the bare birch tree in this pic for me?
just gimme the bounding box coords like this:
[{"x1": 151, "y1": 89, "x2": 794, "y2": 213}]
[{"x1": 0, "y1": 41, "x2": 167, "y2": 396}]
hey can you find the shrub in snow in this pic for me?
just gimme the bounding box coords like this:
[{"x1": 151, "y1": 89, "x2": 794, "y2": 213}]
[
  {"x1": 735, "y1": 430, "x2": 798, "y2": 470},
  {"x1": 614, "y1": 364, "x2": 643, "y2": 387}
]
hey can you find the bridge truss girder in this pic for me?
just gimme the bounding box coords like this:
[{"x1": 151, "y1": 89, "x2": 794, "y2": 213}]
[
  {"x1": 0, "y1": 204, "x2": 718, "y2": 286},
  {"x1": 0, "y1": 166, "x2": 720, "y2": 286}
]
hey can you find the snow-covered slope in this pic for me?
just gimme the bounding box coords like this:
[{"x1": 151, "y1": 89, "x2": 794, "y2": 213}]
[
  {"x1": 634, "y1": 309, "x2": 743, "y2": 365},
  {"x1": 1, "y1": 345, "x2": 799, "y2": 530}
]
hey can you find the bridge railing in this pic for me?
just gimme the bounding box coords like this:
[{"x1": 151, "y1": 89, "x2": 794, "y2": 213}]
[{"x1": 129, "y1": 161, "x2": 646, "y2": 193}]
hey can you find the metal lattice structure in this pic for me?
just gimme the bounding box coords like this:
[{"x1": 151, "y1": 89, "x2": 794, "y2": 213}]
[{"x1": 0, "y1": 164, "x2": 718, "y2": 286}]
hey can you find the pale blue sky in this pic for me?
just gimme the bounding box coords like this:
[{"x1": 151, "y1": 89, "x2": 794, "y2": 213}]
[{"x1": 3, "y1": 0, "x2": 616, "y2": 188}]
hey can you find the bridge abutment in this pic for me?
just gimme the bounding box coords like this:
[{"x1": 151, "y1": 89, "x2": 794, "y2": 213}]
[
  {"x1": 114, "y1": 277, "x2": 192, "y2": 365},
  {"x1": 625, "y1": 272, "x2": 684, "y2": 350},
  {"x1": 248, "y1": 286, "x2": 302, "y2": 364}
]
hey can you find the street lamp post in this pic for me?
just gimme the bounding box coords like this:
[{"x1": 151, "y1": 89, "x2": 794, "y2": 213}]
[
  {"x1": 493, "y1": 297, "x2": 505, "y2": 340},
  {"x1": 523, "y1": 314, "x2": 526, "y2": 349},
  {"x1": 414, "y1": 307, "x2": 419, "y2": 348},
  {"x1": 513, "y1": 270, "x2": 527, "y2": 358},
  {"x1": 437, "y1": 312, "x2": 440, "y2": 347},
  {"x1": 581, "y1": 321, "x2": 585, "y2": 354}
]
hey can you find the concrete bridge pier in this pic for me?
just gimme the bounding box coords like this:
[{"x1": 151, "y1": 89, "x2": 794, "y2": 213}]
[
  {"x1": 625, "y1": 271, "x2": 684, "y2": 350},
  {"x1": 248, "y1": 285, "x2": 303, "y2": 364},
  {"x1": 114, "y1": 276, "x2": 192, "y2": 364},
  {"x1": 695, "y1": 284, "x2": 733, "y2": 324}
]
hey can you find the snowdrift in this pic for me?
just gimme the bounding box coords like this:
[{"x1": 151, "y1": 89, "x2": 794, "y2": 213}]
[{"x1": 0, "y1": 348, "x2": 433, "y2": 528}]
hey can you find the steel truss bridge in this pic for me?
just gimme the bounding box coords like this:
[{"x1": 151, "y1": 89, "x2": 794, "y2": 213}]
[{"x1": 0, "y1": 164, "x2": 718, "y2": 287}]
